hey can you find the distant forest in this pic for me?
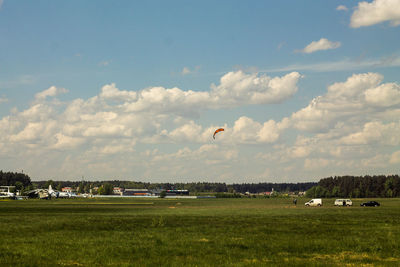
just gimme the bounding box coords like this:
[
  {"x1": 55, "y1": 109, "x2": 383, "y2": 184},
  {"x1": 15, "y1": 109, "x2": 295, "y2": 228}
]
[
  {"x1": 30, "y1": 180, "x2": 317, "y2": 194},
  {"x1": 306, "y1": 175, "x2": 400, "y2": 198},
  {"x1": 0, "y1": 171, "x2": 315, "y2": 194},
  {"x1": 0, "y1": 171, "x2": 32, "y2": 189},
  {"x1": 1, "y1": 171, "x2": 400, "y2": 197}
]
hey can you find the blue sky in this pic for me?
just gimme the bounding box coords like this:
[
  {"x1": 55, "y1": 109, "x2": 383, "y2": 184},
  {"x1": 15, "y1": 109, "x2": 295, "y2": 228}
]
[{"x1": 1, "y1": 0, "x2": 400, "y2": 182}]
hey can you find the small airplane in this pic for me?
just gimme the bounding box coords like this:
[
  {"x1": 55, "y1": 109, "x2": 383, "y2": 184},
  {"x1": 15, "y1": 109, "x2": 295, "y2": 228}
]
[{"x1": 0, "y1": 186, "x2": 16, "y2": 199}]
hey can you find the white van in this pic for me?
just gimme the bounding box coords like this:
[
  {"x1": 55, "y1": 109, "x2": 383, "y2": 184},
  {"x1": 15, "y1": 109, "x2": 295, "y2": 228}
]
[
  {"x1": 305, "y1": 198, "x2": 322, "y2": 206},
  {"x1": 334, "y1": 199, "x2": 352, "y2": 206}
]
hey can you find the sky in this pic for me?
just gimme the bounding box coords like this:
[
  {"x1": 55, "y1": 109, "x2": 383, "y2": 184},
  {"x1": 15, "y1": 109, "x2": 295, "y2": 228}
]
[{"x1": 0, "y1": 0, "x2": 400, "y2": 182}]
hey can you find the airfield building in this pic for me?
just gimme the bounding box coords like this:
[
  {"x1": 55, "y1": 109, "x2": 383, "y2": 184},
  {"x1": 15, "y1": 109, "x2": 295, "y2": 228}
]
[
  {"x1": 123, "y1": 189, "x2": 151, "y2": 196},
  {"x1": 62, "y1": 187, "x2": 73, "y2": 193},
  {"x1": 166, "y1": 189, "x2": 189, "y2": 196},
  {"x1": 113, "y1": 187, "x2": 123, "y2": 195}
]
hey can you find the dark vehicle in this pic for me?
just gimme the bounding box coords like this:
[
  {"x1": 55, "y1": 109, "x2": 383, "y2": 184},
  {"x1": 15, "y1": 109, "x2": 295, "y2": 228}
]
[{"x1": 360, "y1": 201, "x2": 380, "y2": 207}]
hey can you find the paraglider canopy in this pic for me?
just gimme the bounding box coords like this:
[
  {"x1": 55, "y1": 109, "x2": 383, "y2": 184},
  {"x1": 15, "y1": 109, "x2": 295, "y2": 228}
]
[{"x1": 213, "y1": 128, "x2": 224, "y2": 139}]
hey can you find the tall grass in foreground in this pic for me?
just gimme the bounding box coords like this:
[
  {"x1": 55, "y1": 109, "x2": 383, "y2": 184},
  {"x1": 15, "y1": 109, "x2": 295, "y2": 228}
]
[{"x1": 1, "y1": 198, "x2": 399, "y2": 266}]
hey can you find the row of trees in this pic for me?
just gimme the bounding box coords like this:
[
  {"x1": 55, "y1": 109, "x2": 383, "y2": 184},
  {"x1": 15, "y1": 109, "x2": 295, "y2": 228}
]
[
  {"x1": 32, "y1": 180, "x2": 316, "y2": 194},
  {"x1": 2, "y1": 170, "x2": 400, "y2": 197},
  {"x1": 0, "y1": 171, "x2": 32, "y2": 192},
  {"x1": 230, "y1": 182, "x2": 317, "y2": 193},
  {"x1": 0, "y1": 171, "x2": 32, "y2": 187},
  {"x1": 306, "y1": 175, "x2": 400, "y2": 198}
]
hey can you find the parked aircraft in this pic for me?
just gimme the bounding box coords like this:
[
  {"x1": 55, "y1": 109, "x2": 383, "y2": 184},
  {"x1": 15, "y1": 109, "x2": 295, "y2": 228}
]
[
  {"x1": 25, "y1": 188, "x2": 49, "y2": 199},
  {"x1": 0, "y1": 186, "x2": 15, "y2": 199},
  {"x1": 48, "y1": 185, "x2": 76, "y2": 198},
  {"x1": 26, "y1": 185, "x2": 75, "y2": 199}
]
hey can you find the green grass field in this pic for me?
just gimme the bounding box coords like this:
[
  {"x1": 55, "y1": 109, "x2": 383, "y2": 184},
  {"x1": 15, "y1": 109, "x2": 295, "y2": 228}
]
[{"x1": 1, "y1": 197, "x2": 399, "y2": 266}]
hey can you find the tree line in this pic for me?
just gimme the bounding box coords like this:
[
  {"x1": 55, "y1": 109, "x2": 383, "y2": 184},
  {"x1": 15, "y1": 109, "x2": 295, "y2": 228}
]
[
  {"x1": 0, "y1": 171, "x2": 32, "y2": 186},
  {"x1": 31, "y1": 180, "x2": 317, "y2": 194},
  {"x1": 2, "y1": 170, "x2": 400, "y2": 197},
  {"x1": 0, "y1": 171, "x2": 32, "y2": 192},
  {"x1": 1, "y1": 172, "x2": 316, "y2": 194},
  {"x1": 306, "y1": 175, "x2": 400, "y2": 198},
  {"x1": 230, "y1": 182, "x2": 316, "y2": 193}
]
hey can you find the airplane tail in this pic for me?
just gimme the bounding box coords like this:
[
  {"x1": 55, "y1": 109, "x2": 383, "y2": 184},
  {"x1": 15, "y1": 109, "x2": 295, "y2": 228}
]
[{"x1": 48, "y1": 185, "x2": 59, "y2": 198}]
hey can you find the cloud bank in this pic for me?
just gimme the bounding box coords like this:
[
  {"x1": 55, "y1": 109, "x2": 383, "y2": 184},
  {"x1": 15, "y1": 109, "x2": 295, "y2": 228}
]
[
  {"x1": 0, "y1": 70, "x2": 301, "y2": 150},
  {"x1": 1, "y1": 71, "x2": 399, "y2": 181}
]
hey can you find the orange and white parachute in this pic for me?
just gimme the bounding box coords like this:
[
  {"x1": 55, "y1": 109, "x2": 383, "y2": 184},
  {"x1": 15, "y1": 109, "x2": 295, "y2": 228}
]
[{"x1": 213, "y1": 128, "x2": 224, "y2": 139}]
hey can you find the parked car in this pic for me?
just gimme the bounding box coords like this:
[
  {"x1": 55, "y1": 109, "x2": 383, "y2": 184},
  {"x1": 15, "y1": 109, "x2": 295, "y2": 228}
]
[
  {"x1": 305, "y1": 198, "x2": 322, "y2": 206},
  {"x1": 334, "y1": 199, "x2": 353, "y2": 206},
  {"x1": 360, "y1": 201, "x2": 380, "y2": 207}
]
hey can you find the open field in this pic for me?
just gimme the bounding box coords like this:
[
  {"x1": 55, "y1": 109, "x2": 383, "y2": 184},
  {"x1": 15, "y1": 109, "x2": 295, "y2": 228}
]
[{"x1": 1, "y1": 198, "x2": 400, "y2": 266}]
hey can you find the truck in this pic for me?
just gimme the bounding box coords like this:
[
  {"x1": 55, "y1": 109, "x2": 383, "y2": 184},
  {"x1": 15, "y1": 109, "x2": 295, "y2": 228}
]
[{"x1": 305, "y1": 198, "x2": 322, "y2": 206}]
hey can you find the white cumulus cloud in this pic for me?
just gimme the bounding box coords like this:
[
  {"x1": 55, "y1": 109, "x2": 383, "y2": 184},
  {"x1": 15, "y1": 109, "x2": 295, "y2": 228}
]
[
  {"x1": 336, "y1": 5, "x2": 348, "y2": 11},
  {"x1": 230, "y1": 116, "x2": 286, "y2": 144},
  {"x1": 35, "y1": 86, "x2": 68, "y2": 100},
  {"x1": 99, "y1": 60, "x2": 111, "y2": 66},
  {"x1": 211, "y1": 71, "x2": 301, "y2": 106},
  {"x1": 340, "y1": 121, "x2": 400, "y2": 145},
  {"x1": 2, "y1": 70, "x2": 399, "y2": 181},
  {"x1": 52, "y1": 133, "x2": 85, "y2": 150},
  {"x1": 99, "y1": 83, "x2": 137, "y2": 101},
  {"x1": 181, "y1": 66, "x2": 200, "y2": 75},
  {"x1": 181, "y1": 67, "x2": 191, "y2": 75},
  {"x1": 390, "y1": 150, "x2": 400, "y2": 164},
  {"x1": 351, "y1": 0, "x2": 400, "y2": 28},
  {"x1": 299, "y1": 38, "x2": 341, "y2": 54},
  {"x1": 0, "y1": 70, "x2": 301, "y2": 157},
  {"x1": 289, "y1": 72, "x2": 400, "y2": 132},
  {"x1": 0, "y1": 96, "x2": 8, "y2": 103},
  {"x1": 115, "y1": 71, "x2": 301, "y2": 116}
]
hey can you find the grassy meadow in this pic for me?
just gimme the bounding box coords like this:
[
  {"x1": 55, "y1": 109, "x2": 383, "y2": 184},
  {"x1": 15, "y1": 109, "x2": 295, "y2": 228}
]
[{"x1": 1, "y1": 197, "x2": 400, "y2": 266}]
